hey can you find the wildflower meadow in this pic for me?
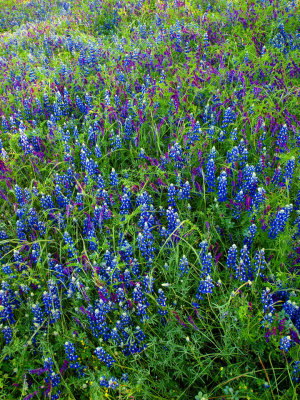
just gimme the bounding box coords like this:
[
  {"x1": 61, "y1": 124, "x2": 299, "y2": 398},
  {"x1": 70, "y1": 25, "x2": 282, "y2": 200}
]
[{"x1": 0, "y1": 0, "x2": 299, "y2": 399}]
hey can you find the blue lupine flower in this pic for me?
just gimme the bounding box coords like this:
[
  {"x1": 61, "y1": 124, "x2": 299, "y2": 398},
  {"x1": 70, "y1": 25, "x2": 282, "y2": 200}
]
[
  {"x1": 65, "y1": 342, "x2": 85, "y2": 375},
  {"x1": 248, "y1": 172, "x2": 258, "y2": 196},
  {"x1": 110, "y1": 168, "x2": 118, "y2": 188},
  {"x1": 293, "y1": 212, "x2": 300, "y2": 239},
  {"x1": 23, "y1": 99, "x2": 31, "y2": 120},
  {"x1": 41, "y1": 194, "x2": 55, "y2": 210},
  {"x1": 261, "y1": 288, "x2": 275, "y2": 314},
  {"x1": 110, "y1": 131, "x2": 123, "y2": 151},
  {"x1": 292, "y1": 361, "x2": 300, "y2": 383},
  {"x1": 227, "y1": 146, "x2": 239, "y2": 165},
  {"x1": 143, "y1": 275, "x2": 154, "y2": 293},
  {"x1": 138, "y1": 148, "x2": 146, "y2": 159},
  {"x1": 97, "y1": 174, "x2": 106, "y2": 190},
  {"x1": 261, "y1": 312, "x2": 274, "y2": 328},
  {"x1": 43, "y1": 281, "x2": 61, "y2": 323},
  {"x1": 280, "y1": 336, "x2": 292, "y2": 352},
  {"x1": 208, "y1": 146, "x2": 217, "y2": 160},
  {"x1": 99, "y1": 375, "x2": 109, "y2": 388},
  {"x1": 271, "y1": 166, "x2": 282, "y2": 185},
  {"x1": 179, "y1": 255, "x2": 189, "y2": 276},
  {"x1": 49, "y1": 371, "x2": 61, "y2": 388},
  {"x1": 269, "y1": 204, "x2": 293, "y2": 239},
  {"x1": 208, "y1": 125, "x2": 215, "y2": 139},
  {"x1": 131, "y1": 258, "x2": 140, "y2": 277},
  {"x1": 44, "y1": 357, "x2": 54, "y2": 373},
  {"x1": 239, "y1": 149, "x2": 248, "y2": 168},
  {"x1": 0, "y1": 287, "x2": 16, "y2": 325},
  {"x1": 75, "y1": 192, "x2": 84, "y2": 210},
  {"x1": 175, "y1": 19, "x2": 182, "y2": 49},
  {"x1": 87, "y1": 125, "x2": 95, "y2": 142},
  {"x1": 218, "y1": 171, "x2": 227, "y2": 202},
  {"x1": 85, "y1": 93, "x2": 92, "y2": 109},
  {"x1": 195, "y1": 275, "x2": 214, "y2": 303},
  {"x1": 76, "y1": 95, "x2": 87, "y2": 114},
  {"x1": 166, "y1": 207, "x2": 182, "y2": 241},
  {"x1": 253, "y1": 249, "x2": 267, "y2": 276},
  {"x1": 244, "y1": 51, "x2": 249, "y2": 64},
  {"x1": 203, "y1": 32, "x2": 209, "y2": 49},
  {"x1": 237, "y1": 245, "x2": 252, "y2": 281},
  {"x1": 2, "y1": 116, "x2": 10, "y2": 132},
  {"x1": 65, "y1": 342, "x2": 78, "y2": 361},
  {"x1": 241, "y1": 165, "x2": 254, "y2": 192},
  {"x1": 55, "y1": 185, "x2": 68, "y2": 209},
  {"x1": 243, "y1": 224, "x2": 257, "y2": 249},
  {"x1": 159, "y1": 69, "x2": 166, "y2": 84},
  {"x1": 198, "y1": 240, "x2": 208, "y2": 265},
  {"x1": 63, "y1": 231, "x2": 77, "y2": 258},
  {"x1": 227, "y1": 244, "x2": 237, "y2": 270},
  {"x1": 169, "y1": 142, "x2": 184, "y2": 169},
  {"x1": 187, "y1": 122, "x2": 201, "y2": 148},
  {"x1": 218, "y1": 130, "x2": 226, "y2": 143},
  {"x1": 94, "y1": 347, "x2": 116, "y2": 368},
  {"x1": 2, "y1": 264, "x2": 13, "y2": 275},
  {"x1": 87, "y1": 227, "x2": 98, "y2": 251},
  {"x1": 157, "y1": 289, "x2": 168, "y2": 320},
  {"x1": 137, "y1": 223, "x2": 155, "y2": 264},
  {"x1": 251, "y1": 187, "x2": 266, "y2": 216},
  {"x1": 283, "y1": 301, "x2": 300, "y2": 331},
  {"x1": 276, "y1": 124, "x2": 288, "y2": 151},
  {"x1": 221, "y1": 107, "x2": 235, "y2": 130},
  {"x1": 138, "y1": 202, "x2": 155, "y2": 229},
  {"x1": 108, "y1": 377, "x2": 119, "y2": 390},
  {"x1": 206, "y1": 157, "x2": 215, "y2": 192},
  {"x1": 134, "y1": 326, "x2": 146, "y2": 343},
  {"x1": 181, "y1": 181, "x2": 190, "y2": 200},
  {"x1": 135, "y1": 298, "x2": 149, "y2": 322},
  {"x1": 124, "y1": 116, "x2": 133, "y2": 141},
  {"x1": 32, "y1": 242, "x2": 41, "y2": 264},
  {"x1": 2, "y1": 326, "x2": 13, "y2": 344},
  {"x1": 15, "y1": 184, "x2": 24, "y2": 205},
  {"x1": 168, "y1": 184, "x2": 177, "y2": 207},
  {"x1": 132, "y1": 283, "x2": 146, "y2": 303},
  {"x1": 282, "y1": 157, "x2": 295, "y2": 190},
  {"x1": 16, "y1": 220, "x2": 26, "y2": 241},
  {"x1": 19, "y1": 130, "x2": 32, "y2": 155},
  {"x1": 120, "y1": 193, "x2": 131, "y2": 216},
  {"x1": 203, "y1": 253, "x2": 213, "y2": 280},
  {"x1": 44, "y1": 357, "x2": 61, "y2": 387},
  {"x1": 230, "y1": 127, "x2": 238, "y2": 141}
]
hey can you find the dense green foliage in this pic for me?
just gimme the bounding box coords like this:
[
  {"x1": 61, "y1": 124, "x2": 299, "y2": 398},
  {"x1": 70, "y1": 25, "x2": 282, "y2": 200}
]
[{"x1": 0, "y1": 0, "x2": 299, "y2": 399}]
